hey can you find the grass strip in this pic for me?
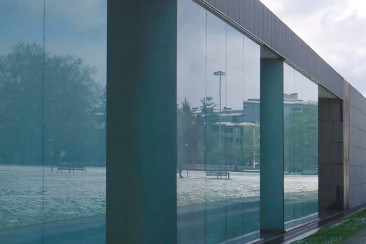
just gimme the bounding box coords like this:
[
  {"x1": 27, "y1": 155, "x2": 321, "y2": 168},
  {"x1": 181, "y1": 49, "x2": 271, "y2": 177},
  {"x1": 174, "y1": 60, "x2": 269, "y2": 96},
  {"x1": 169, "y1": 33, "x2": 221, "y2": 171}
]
[{"x1": 294, "y1": 209, "x2": 366, "y2": 243}]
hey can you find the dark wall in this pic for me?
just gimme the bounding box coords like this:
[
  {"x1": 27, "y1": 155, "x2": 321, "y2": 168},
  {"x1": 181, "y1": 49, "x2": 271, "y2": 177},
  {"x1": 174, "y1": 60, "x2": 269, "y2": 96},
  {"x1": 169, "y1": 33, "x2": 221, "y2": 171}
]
[{"x1": 318, "y1": 98, "x2": 344, "y2": 217}]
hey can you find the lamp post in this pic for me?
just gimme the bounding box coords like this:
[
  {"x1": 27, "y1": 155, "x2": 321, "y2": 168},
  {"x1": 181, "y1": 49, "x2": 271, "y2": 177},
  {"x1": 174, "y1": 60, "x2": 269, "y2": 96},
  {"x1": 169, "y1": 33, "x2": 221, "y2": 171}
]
[{"x1": 213, "y1": 71, "x2": 225, "y2": 149}]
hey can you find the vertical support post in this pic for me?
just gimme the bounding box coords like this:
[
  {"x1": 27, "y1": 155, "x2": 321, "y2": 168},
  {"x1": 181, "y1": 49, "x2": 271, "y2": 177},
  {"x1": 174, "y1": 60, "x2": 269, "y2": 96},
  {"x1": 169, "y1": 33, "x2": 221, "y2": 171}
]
[
  {"x1": 343, "y1": 81, "x2": 350, "y2": 210},
  {"x1": 260, "y1": 58, "x2": 284, "y2": 233},
  {"x1": 107, "y1": 0, "x2": 177, "y2": 243}
]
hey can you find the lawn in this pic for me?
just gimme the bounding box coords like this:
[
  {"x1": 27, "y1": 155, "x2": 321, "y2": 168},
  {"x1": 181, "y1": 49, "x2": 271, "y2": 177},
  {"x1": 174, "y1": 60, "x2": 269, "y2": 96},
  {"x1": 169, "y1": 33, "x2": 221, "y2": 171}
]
[{"x1": 294, "y1": 209, "x2": 366, "y2": 243}]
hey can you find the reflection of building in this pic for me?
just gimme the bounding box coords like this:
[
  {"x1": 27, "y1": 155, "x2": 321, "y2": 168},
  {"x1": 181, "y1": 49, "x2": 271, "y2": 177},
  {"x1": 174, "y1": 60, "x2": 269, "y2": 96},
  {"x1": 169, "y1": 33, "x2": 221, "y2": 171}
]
[
  {"x1": 243, "y1": 99, "x2": 260, "y2": 124},
  {"x1": 220, "y1": 107, "x2": 244, "y2": 123},
  {"x1": 212, "y1": 121, "x2": 255, "y2": 144},
  {"x1": 284, "y1": 93, "x2": 311, "y2": 117},
  {"x1": 110, "y1": 0, "x2": 366, "y2": 243},
  {"x1": 243, "y1": 93, "x2": 317, "y2": 124}
]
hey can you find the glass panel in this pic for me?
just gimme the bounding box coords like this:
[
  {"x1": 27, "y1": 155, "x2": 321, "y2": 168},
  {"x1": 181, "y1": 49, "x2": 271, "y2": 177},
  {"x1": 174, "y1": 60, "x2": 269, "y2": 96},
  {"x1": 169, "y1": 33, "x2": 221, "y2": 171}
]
[
  {"x1": 177, "y1": 0, "x2": 260, "y2": 242},
  {"x1": 177, "y1": 0, "x2": 207, "y2": 243},
  {"x1": 205, "y1": 10, "x2": 228, "y2": 243},
  {"x1": 43, "y1": 1, "x2": 106, "y2": 242},
  {"x1": 0, "y1": 0, "x2": 106, "y2": 242},
  {"x1": 284, "y1": 63, "x2": 318, "y2": 228},
  {"x1": 0, "y1": 1, "x2": 44, "y2": 242}
]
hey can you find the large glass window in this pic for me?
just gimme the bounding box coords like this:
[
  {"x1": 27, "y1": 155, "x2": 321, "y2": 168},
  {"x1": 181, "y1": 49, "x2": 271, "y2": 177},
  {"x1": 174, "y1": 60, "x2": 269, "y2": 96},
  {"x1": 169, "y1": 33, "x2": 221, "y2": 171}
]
[
  {"x1": 283, "y1": 64, "x2": 318, "y2": 228},
  {"x1": 0, "y1": 2, "x2": 44, "y2": 241},
  {"x1": 177, "y1": 0, "x2": 260, "y2": 242},
  {"x1": 0, "y1": 1, "x2": 106, "y2": 243}
]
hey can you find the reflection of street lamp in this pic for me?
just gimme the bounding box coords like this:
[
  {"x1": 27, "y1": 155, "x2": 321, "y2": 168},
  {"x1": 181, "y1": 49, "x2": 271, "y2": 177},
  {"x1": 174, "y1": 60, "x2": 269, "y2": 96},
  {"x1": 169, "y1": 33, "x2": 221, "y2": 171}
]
[{"x1": 214, "y1": 71, "x2": 225, "y2": 148}]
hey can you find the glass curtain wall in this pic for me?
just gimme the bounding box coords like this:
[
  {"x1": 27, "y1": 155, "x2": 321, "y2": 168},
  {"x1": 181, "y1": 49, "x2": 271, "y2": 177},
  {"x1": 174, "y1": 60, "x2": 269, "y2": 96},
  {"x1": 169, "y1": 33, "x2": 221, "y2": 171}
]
[
  {"x1": 177, "y1": 0, "x2": 260, "y2": 243},
  {"x1": 283, "y1": 64, "x2": 318, "y2": 228},
  {"x1": 0, "y1": 1, "x2": 44, "y2": 240},
  {"x1": 0, "y1": 1, "x2": 106, "y2": 243}
]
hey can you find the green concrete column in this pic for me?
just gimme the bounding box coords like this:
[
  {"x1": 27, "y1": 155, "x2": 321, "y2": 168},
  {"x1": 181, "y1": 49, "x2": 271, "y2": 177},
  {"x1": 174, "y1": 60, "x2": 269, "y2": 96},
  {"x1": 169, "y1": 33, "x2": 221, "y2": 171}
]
[
  {"x1": 260, "y1": 58, "x2": 284, "y2": 233},
  {"x1": 107, "y1": 0, "x2": 177, "y2": 243}
]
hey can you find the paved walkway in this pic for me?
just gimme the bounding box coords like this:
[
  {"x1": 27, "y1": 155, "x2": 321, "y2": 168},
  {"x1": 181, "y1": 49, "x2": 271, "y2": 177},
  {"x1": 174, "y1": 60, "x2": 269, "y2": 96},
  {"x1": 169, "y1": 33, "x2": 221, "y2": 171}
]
[{"x1": 342, "y1": 228, "x2": 366, "y2": 243}]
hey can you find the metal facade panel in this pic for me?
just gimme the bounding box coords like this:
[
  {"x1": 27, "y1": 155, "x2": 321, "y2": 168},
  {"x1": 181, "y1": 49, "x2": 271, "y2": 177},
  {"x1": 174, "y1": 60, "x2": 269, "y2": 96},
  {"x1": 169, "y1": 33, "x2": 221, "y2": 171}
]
[
  {"x1": 273, "y1": 15, "x2": 279, "y2": 50},
  {"x1": 276, "y1": 17, "x2": 283, "y2": 53},
  {"x1": 258, "y1": 2, "x2": 264, "y2": 40},
  {"x1": 248, "y1": 0, "x2": 256, "y2": 35},
  {"x1": 206, "y1": 0, "x2": 216, "y2": 8},
  {"x1": 294, "y1": 35, "x2": 300, "y2": 65},
  {"x1": 216, "y1": 0, "x2": 228, "y2": 15},
  {"x1": 274, "y1": 17, "x2": 280, "y2": 53},
  {"x1": 254, "y1": 1, "x2": 260, "y2": 38},
  {"x1": 229, "y1": 0, "x2": 240, "y2": 23},
  {"x1": 242, "y1": 0, "x2": 249, "y2": 31},
  {"x1": 263, "y1": 8, "x2": 269, "y2": 43},
  {"x1": 288, "y1": 31, "x2": 294, "y2": 62},
  {"x1": 268, "y1": 12, "x2": 275, "y2": 47}
]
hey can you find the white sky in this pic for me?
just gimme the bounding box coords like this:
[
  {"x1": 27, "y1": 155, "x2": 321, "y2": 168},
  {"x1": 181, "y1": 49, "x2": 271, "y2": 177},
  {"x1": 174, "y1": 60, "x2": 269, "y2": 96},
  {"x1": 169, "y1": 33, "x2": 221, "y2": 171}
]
[{"x1": 260, "y1": 0, "x2": 366, "y2": 97}]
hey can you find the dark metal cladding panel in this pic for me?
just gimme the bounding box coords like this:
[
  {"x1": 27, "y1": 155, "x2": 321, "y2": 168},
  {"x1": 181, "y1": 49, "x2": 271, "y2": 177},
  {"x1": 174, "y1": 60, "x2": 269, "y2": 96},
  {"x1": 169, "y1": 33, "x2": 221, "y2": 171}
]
[
  {"x1": 229, "y1": 0, "x2": 240, "y2": 23},
  {"x1": 251, "y1": 0, "x2": 257, "y2": 34},
  {"x1": 313, "y1": 54, "x2": 317, "y2": 81},
  {"x1": 254, "y1": 1, "x2": 261, "y2": 39},
  {"x1": 216, "y1": 0, "x2": 228, "y2": 15},
  {"x1": 243, "y1": 0, "x2": 250, "y2": 31},
  {"x1": 275, "y1": 16, "x2": 281, "y2": 53},
  {"x1": 278, "y1": 21, "x2": 285, "y2": 55},
  {"x1": 258, "y1": 2, "x2": 264, "y2": 40},
  {"x1": 293, "y1": 34, "x2": 298, "y2": 63},
  {"x1": 294, "y1": 35, "x2": 300, "y2": 65},
  {"x1": 299, "y1": 43, "x2": 304, "y2": 70},
  {"x1": 263, "y1": 7, "x2": 269, "y2": 43},
  {"x1": 298, "y1": 40, "x2": 303, "y2": 68},
  {"x1": 304, "y1": 44, "x2": 308, "y2": 70},
  {"x1": 288, "y1": 31, "x2": 294, "y2": 62},
  {"x1": 273, "y1": 13, "x2": 279, "y2": 48},
  {"x1": 306, "y1": 45, "x2": 311, "y2": 72},
  {"x1": 272, "y1": 14, "x2": 278, "y2": 50},
  {"x1": 275, "y1": 21, "x2": 281, "y2": 54},
  {"x1": 315, "y1": 55, "x2": 321, "y2": 82},
  {"x1": 292, "y1": 34, "x2": 297, "y2": 63},
  {"x1": 240, "y1": 0, "x2": 245, "y2": 25},
  {"x1": 253, "y1": 1, "x2": 258, "y2": 35},
  {"x1": 305, "y1": 44, "x2": 310, "y2": 71},
  {"x1": 205, "y1": 0, "x2": 216, "y2": 8},
  {"x1": 268, "y1": 11, "x2": 275, "y2": 47},
  {"x1": 283, "y1": 23, "x2": 289, "y2": 58},
  {"x1": 247, "y1": 0, "x2": 256, "y2": 35},
  {"x1": 240, "y1": 0, "x2": 248, "y2": 28}
]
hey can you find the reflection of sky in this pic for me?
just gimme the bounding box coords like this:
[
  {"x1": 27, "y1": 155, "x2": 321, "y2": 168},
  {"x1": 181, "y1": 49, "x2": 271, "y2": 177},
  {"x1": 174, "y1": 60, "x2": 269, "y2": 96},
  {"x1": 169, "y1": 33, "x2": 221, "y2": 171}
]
[
  {"x1": 178, "y1": 0, "x2": 260, "y2": 110},
  {"x1": 284, "y1": 63, "x2": 318, "y2": 102},
  {"x1": 0, "y1": 0, "x2": 106, "y2": 85}
]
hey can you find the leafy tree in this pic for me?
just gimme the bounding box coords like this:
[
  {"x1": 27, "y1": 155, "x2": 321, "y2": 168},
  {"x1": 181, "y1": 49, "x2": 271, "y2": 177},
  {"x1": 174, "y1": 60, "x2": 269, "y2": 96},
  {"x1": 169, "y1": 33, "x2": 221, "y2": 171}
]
[{"x1": 0, "y1": 43, "x2": 105, "y2": 165}]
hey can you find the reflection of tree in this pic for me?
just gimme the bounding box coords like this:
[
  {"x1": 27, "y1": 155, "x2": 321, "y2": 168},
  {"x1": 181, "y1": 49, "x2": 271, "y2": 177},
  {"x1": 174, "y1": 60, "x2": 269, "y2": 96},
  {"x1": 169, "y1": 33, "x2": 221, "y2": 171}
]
[
  {"x1": 177, "y1": 98, "x2": 203, "y2": 167},
  {"x1": 0, "y1": 43, "x2": 105, "y2": 165},
  {"x1": 177, "y1": 97, "x2": 260, "y2": 167},
  {"x1": 243, "y1": 125, "x2": 260, "y2": 167},
  {"x1": 199, "y1": 96, "x2": 218, "y2": 124},
  {"x1": 284, "y1": 103, "x2": 318, "y2": 173}
]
